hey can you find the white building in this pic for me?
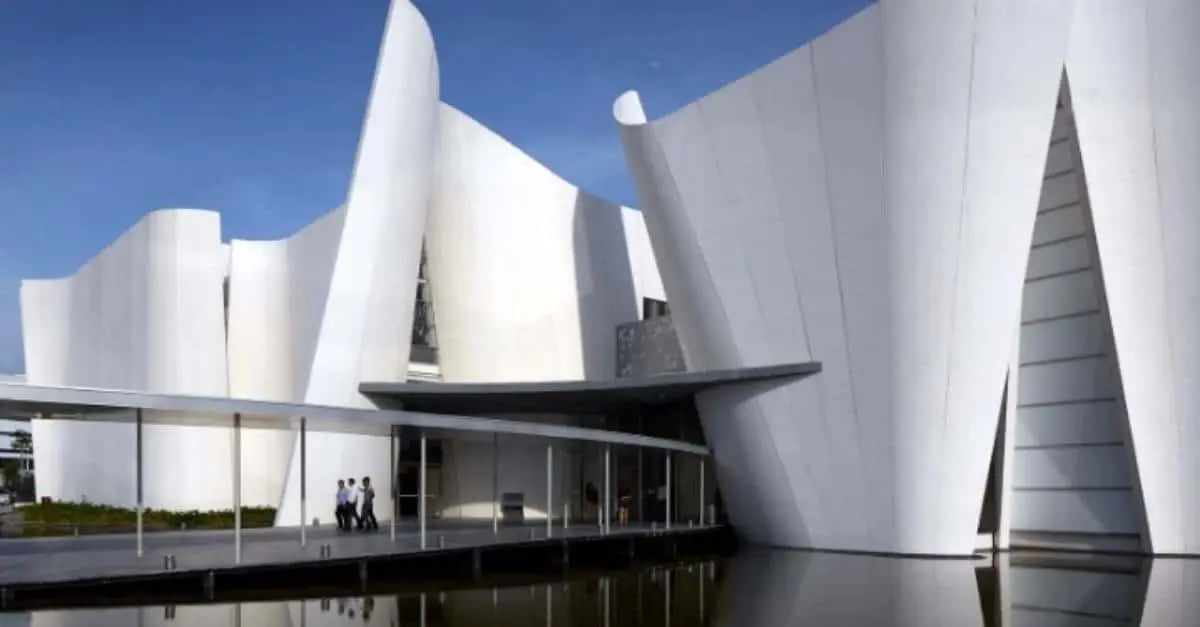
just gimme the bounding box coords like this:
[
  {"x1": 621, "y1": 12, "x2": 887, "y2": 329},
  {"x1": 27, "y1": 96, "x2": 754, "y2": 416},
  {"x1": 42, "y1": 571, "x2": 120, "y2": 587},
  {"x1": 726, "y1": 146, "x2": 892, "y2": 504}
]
[
  {"x1": 17, "y1": 0, "x2": 1200, "y2": 557},
  {"x1": 616, "y1": 0, "x2": 1200, "y2": 556},
  {"x1": 18, "y1": 0, "x2": 672, "y2": 524}
]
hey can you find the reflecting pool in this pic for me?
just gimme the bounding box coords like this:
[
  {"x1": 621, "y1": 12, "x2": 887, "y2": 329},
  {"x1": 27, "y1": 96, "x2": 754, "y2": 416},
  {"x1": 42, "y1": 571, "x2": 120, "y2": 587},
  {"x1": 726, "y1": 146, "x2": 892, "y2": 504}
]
[{"x1": 4, "y1": 550, "x2": 1197, "y2": 626}]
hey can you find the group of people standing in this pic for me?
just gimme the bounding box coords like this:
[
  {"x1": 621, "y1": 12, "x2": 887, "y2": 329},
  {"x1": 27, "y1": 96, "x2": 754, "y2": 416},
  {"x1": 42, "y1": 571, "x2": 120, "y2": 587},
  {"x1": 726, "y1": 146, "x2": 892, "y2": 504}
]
[{"x1": 335, "y1": 477, "x2": 379, "y2": 532}]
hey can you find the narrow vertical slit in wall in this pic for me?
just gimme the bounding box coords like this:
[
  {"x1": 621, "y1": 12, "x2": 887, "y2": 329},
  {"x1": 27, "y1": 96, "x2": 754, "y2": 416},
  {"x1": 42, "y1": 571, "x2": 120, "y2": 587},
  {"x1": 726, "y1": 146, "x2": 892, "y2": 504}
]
[
  {"x1": 1009, "y1": 74, "x2": 1146, "y2": 553},
  {"x1": 977, "y1": 378, "x2": 1006, "y2": 536}
]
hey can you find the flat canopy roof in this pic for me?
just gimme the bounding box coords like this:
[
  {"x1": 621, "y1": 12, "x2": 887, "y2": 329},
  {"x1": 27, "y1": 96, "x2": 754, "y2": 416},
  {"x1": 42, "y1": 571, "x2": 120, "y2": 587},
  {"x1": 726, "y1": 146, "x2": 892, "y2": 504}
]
[
  {"x1": 0, "y1": 382, "x2": 710, "y2": 455},
  {"x1": 360, "y1": 362, "x2": 821, "y2": 414}
]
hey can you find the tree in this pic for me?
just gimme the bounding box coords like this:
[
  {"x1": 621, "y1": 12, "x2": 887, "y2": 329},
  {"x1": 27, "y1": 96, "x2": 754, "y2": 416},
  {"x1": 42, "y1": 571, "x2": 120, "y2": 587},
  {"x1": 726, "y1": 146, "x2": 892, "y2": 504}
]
[{"x1": 11, "y1": 430, "x2": 31, "y2": 475}]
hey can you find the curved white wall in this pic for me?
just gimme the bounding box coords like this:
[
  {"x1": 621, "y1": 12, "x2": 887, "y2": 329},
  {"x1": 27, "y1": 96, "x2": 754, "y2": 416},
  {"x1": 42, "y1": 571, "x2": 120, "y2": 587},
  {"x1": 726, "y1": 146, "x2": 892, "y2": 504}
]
[
  {"x1": 274, "y1": 0, "x2": 438, "y2": 525},
  {"x1": 225, "y1": 208, "x2": 348, "y2": 508},
  {"x1": 20, "y1": 209, "x2": 237, "y2": 510},
  {"x1": 616, "y1": 0, "x2": 1077, "y2": 555},
  {"x1": 227, "y1": 207, "x2": 346, "y2": 404},
  {"x1": 427, "y1": 105, "x2": 641, "y2": 384},
  {"x1": 1065, "y1": 0, "x2": 1200, "y2": 554},
  {"x1": 424, "y1": 105, "x2": 656, "y2": 519}
]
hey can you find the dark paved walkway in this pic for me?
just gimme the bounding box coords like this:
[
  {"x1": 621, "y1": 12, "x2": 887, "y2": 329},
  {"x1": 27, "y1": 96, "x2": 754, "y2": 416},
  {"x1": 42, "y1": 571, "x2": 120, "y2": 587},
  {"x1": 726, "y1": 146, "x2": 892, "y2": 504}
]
[{"x1": 0, "y1": 520, "x2": 686, "y2": 586}]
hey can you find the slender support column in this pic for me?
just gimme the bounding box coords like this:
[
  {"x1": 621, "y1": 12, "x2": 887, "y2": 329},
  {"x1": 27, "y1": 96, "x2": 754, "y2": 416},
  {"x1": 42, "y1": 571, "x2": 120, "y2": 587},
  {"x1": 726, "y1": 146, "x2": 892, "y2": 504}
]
[
  {"x1": 420, "y1": 592, "x2": 427, "y2": 627},
  {"x1": 699, "y1": 457, "x2": 705, "y2": 526},
  {"x1": 699, "y1": 561, "x2": 705, "y2": 623},
  {"x1": 665, "y1": 452, "x2": 672, "y2": 530},
  {"x1": 546, "y1": 583, "x2": 553, "y2": 627},
  {"x1": 300, "y1": 417, "x2": 307, "y2": 548},
  {"x1": 492, "y1": 432, "x2": 499, "y2": 535},
  {"x1": 136, "y1": 408, "x2": 144, "y2": 558},
  {"x1": 389, "y1": 426, "x2": 397, "y2": 542},
  {"x1": 419, "y1": 431, "x2": 427, "y2": 550},
  {"x1": 233, "y1": 413, "x2": 243, "y2": 564},
  {"x1": 603, "y1": 445, "x2": 611, "y2": 534},
  {"x1": 546, "y1": 444, "x2": 554, "y2": 538},
  {"x1": 637, "y1": 445, "x2": 643, "y2": 524}
]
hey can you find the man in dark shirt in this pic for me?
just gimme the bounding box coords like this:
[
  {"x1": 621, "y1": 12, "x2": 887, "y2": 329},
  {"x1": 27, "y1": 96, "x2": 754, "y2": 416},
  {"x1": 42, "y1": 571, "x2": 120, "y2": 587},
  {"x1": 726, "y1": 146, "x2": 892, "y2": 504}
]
[{"x1": 360, "y1": 476, "x2": 379, "y2": 531}]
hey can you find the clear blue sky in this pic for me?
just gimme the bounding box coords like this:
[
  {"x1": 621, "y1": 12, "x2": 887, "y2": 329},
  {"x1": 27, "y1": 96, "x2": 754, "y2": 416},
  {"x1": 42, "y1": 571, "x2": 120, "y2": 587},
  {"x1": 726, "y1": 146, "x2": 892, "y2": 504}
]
[{"x1": 0, "y1": 0, "x2": 868, "y2": 373}]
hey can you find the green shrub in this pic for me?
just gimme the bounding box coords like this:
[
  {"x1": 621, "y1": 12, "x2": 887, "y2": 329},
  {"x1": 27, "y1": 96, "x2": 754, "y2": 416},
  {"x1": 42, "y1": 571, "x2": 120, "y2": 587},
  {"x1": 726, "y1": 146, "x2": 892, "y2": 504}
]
[{"x1": 17, "y1": 501, "x2": 277, "y2": 536}]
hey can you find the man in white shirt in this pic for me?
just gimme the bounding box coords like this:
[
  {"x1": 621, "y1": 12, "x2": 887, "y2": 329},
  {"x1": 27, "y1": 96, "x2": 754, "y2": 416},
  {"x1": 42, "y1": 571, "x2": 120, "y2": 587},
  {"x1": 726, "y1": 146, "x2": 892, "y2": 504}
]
[
  {"x1": 347, "y1": 477, "x2": 362, "y2": 530},
  {"x1": 336, "y1": 479, "x2": 352, "y2": 531}
]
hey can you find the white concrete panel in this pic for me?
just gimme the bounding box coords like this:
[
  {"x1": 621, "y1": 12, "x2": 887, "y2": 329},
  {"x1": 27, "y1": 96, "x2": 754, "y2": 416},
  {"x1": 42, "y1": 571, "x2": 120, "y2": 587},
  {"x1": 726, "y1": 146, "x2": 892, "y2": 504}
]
[
  {"x1": 426, "y1": 105, "x2": 639, "y2": 385},
  {"x1": 421, "y1": 101, "x2": 653, "y2": 527},
  {"x1": 275, "y1": 0, "x2": 438, "y2": 525},
  {"x1": 283, "y1": 208, "x2": 346, "y2": 400},
  {"x1": 1010, "y1": 490, "x2": 1142, "y2": 534},
  {"x1": 617, "y1": 0, "x2": 1075, "y2": 555},
  {"x1": 227, "y1": 241, "x2": 291, "y2": 402},
  {"x1": 1038, "y1": 175, "x2": 1080, "y2": 212},
  {"x1": 1021, "y1": 271, "x2": 1099, "y2": 322},
  {"x1": 1017, "y1": 358, "x2": 1117, "y2": 406},
  {"x1": 20, "y1": 210, "x2": 234, "y2": 510},
  {"x1": 810, "y1": 8, "x2": 892, "y2": 551},
  {"x1": 1146, "y1": 0, "x2": 1200, "y2": 558},
  {"x1": 1011, "y1": 96, "x2": 1143, "y2": 543},
  {"x1": 1031, "y1": 204, "x2": 1086, "y2": 245},
  {"x1": 1068, "y1": 0, "x2": 1200, "y2": 553},
  {"x1": 1015, "y1": 402, "x2": 1125, "y2": 447},
  {"x1": 1044, "y1": 140, "x2": 1076, "y2": 177},
  {"x1": 755, "y1": 46, "x2": 870, "y2": 548},
  {"x1": 1020, "y1": 313, "x2": 1107, "y2": 363},
  {"x1": 1013, "y1": 445, "x2": 1132, "y2": 490},
  {"x1": 936, "y1": 0, "x2": 1079, "y2": 549},
  {"x1": 224, "y1": 209, "x2": 346, "y2": 509},
  {"x1": 1025, "y1": 237, "x2": 1092, "y2": 282},
  {"x1": 224, "y1": 241, "x2": 294, "y2": 507}
]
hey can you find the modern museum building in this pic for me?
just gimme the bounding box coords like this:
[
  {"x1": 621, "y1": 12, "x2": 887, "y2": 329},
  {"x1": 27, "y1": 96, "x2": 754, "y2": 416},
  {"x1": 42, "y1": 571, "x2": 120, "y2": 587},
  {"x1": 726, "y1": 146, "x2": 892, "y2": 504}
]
[{"x1": 12, "y1": 0, "x2": 1200, "y2": 557}]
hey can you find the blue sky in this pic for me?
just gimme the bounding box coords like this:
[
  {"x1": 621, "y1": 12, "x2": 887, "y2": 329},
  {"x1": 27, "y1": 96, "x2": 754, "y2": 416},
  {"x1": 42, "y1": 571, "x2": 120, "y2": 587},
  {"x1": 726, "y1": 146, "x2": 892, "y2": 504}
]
[{"x1": 0, "y1": 0, "x2": 867, "y2": 373}]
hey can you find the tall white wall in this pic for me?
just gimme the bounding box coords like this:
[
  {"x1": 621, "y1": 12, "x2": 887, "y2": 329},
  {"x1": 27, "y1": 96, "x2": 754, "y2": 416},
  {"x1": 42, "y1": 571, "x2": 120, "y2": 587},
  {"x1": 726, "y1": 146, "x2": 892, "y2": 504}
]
[
  {"x1": 275, "y1": 0, "x2": 439, "y2": 525},
  {"x1": 425, "y1": 105, "x2": 650, "y2": 516},
  {"x1": 227, "y1": 207, "x2": 346, "y2": 404},
  {"x1": 616, "y1": 0, "x2": 1076, "y2": 555},
  {"x1": 427, "y1": 105, "x2": 641, "y2": 384},
  {"x1": 225, "y1": 208, "x2": 347, "y2": 508},
  {"x1": 1064, "y1": 0, "x2": 1200, "y2": 555},
  {"x1": 20, "y1": 209, "x2": 236, "y2": 510},
  {"x1": 1009, "y1": 89, "x2": 1143, "y2": 543}
]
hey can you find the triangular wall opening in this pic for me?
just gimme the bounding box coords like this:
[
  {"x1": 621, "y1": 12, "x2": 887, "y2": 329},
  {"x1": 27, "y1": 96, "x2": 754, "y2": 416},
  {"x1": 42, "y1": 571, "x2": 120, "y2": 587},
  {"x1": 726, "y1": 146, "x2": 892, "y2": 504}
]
[
  {"x1": 409, "y1": 244, "x2": 441, "y2": 379},
  {"x1": 1005, "y1": 75, "x2": 1148, "y2": 553}
]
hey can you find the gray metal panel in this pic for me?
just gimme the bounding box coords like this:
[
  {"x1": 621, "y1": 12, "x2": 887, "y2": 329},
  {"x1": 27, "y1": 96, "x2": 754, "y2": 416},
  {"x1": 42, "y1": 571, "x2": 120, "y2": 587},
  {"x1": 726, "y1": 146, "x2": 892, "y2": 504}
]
[{"x1": 615, "y1": 316, "x2": 686, "y2": 378}]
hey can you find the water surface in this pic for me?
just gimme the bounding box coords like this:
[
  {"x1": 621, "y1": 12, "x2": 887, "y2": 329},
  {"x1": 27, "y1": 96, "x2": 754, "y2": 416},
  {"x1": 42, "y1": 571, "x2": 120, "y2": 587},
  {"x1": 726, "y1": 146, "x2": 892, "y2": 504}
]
[{"x1": 4, "y1": 550, "x2": 1195, "y2": 626}]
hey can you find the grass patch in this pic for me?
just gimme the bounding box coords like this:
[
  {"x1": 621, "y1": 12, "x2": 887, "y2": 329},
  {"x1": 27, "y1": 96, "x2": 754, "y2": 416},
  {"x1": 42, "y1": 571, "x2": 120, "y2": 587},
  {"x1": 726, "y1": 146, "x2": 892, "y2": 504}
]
[{"x1": 15, "y1": 502, "x2": 276, "y2": 537}]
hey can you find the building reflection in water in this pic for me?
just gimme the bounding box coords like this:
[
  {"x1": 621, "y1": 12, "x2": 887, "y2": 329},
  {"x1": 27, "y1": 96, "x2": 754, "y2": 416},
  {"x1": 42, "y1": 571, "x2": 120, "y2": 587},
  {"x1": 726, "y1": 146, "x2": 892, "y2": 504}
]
[{"x1": 16, "y1": 551, "x2": 1200, "y2": 626}]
